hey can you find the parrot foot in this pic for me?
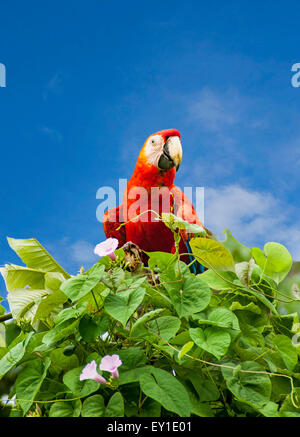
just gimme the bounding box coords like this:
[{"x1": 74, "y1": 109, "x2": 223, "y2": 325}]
[{"x1": 121, "y1": 241, "x2": 143, "y2": 271}]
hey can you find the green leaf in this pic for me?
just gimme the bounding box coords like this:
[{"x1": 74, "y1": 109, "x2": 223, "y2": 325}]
[
  {"x1": 104, "y1": 287, "x2": 145, "y2": 326},
  {"x1": 222, "y1": 229, "x2": 252, "y2": 263},
  {"x1": 6, "y1": 237, "x2": 69, "y2": 278},
  {"x1": 42, "y1": 318, "x2": 80, "y2": 345},
  {"x1": 0, "y1": 333, "x2": 33, "y2": 379},
  {"x1": 49, "y1": 399, "x2": 81, "y2": 417},
  {"x1": 198, "y1": 269, "x2": 236, "y2": 291},
  {"x1": 81, "y1": 394, "x2": 105, "y2": 417},
  {"x1": 189, "y1": 237, "x2": 235, "y2": 271},
  {"x1": 222, "y1": 361, "x2": 278, "y2": 417},
  {"x1": 102, "y1": 267, "x2": 125, "y2": 290},
  {"x1": 244, "y1": 286, "x2": 278, "y2": 315},
  {"x1": 118, "y1": 276, "x2": 147, "y2": 293},
  {"x1": 147, "y1": 251, "x2": 177, "y2": 272},
  {"x1": 189, "y1": 375, "x2": 220, "y2": 402},
  {"x1": 0, "y1": 302, "x2": 5, "y2": 317},
  {"x1": 189, "y1": 327, "x2": 231, "y2": 359},
  {"x1": 4, "y1": 321, "x2": 21, "y2": 346},
  {"x1": 132, "y1": 316, "x2": 181, "y2": 341},
  {"x1": 139, "y1": 367, "x2": 191, "y2": 417},
  {"x1": 147, "y1": 316, "x2": 181, "y2": 341},
  {"x1": 7, "y1": 288, "x2": 49, "y2": 322},
  {"x1": 25, "y1": 332, "x2": 46, "y2": 353},
  {"x1": 32, "y1": 272, "x2": 68, "y2": 321},
  {"x1": 35, "y1": 378, "x2": 68, "y2": 403},
  {"x1": 183, "y1": 379, "x2": 215, "y2": 416},
  {"x1": 54, "y1": 302, "x2": 88, "y2": 325},
  {"x1": 118, "y1": 348, "x2": 147, "y2": 371},
  {"x1": 34, "y1": 289, "x2": 68, "y2": 322},
  {"x1": 273, "y1": 335, "x2": 298, "y2": 371},
  {"x1": 118, "y1": 366, "x2": 153, "y2": 386},
  {"x1": 60, "y1": 264, "x2": 105, "y2": 302},
  {"x1": 0, "y1": 324, "x2": 6, "y2": 347},
  {"x1": 230, "y1": 301, "x2": 262, "y2": 315},
  {"x1": 105, "y1": 392, "x2": 124, "y2": 417},
  {"x1": 235, "y1": 259, "x2": 255, "y2": 287},
  {"x1": 44, "y1": 272, "x2": 66, "y2": 291},
  {"x1": 161, "y1": 213, "x2": 208, "y2": 236},
  {"x1": 48, "y1": 348, "x2": 79, "y2": 376},
  {"x1": 189, "y1": 399, "x2": 214, "y2": 417},
  {"x1": 251, "y1": 247, "x2": 266, "y2": 269},
  {"x1": 170, "y1": 330, "x2": 192, "y2": 346},
  {"x1": 77, "y1": 286, "x2": 107, "y2": 312},
  {"x1": 280, "y1": 388, "x2": 300, "y2": 417},
  {"x1": 0, "y1": 264, "x2": 45, "y2": 292},
  {"x1": 63, "y1": 366, "x2": 100, "y2": 398},
  {"x1": 139, "y1": 398, "x2": 161, "y2": 417},
  {"x1": 161, "y1": 271, "x2": 211, "y2": 318},
  {"x1": 252, "y1": 243, "x2": 293, "y2": 285},
  {"x1": 130, "y1": 309, "x2": 165, "y2": 336},
  {"x1": 178, "y1": 341, "x2": 194, "y2": 360},
  {"x1": 15, "y1": 357, "x2": 51, "y2": 415},
  {"x1": 79, "y1": 314, "x2": 109, "y2": 342},
  {"x1": 195, "y1": 308, "x2": 240, "y2": 331}
]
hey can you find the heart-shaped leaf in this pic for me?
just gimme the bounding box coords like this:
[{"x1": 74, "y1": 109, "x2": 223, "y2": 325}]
[
  {"x1": 190, "y1": 238, "x2": 235, "y2": 271},
  {"x1": 60, "y1": 264, "x2": 105, "y2": 302},
  {"x1": 104, "y1": 287, "x2": 145, "y2": 326},
  {"x1": 189, "y1": 327, "x2": 231, "y2": 359}
]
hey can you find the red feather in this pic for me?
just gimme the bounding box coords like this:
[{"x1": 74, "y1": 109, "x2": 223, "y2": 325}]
[{"x1": 103, "y1": 129, "x2": 204, "y2": 260}]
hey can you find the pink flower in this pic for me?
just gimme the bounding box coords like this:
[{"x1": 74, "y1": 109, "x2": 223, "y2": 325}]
[
  {"x1": 94, "y1": 238, "x2": 119, "y2": 261},
  {"x1": 79, "y1": 360, "x2": 106, "y2": 385},
  {"x1": 100, "y1": 354, "x2": 122, "y2": 380}
]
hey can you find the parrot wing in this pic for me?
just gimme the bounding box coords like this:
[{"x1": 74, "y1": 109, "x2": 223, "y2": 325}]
[
  {"x1": 171, "y1": 185, "x2": 213, "y2": 236},
  {"x1": 171, "y1": 185, "x2": 204, "y2": 228},
  {"x1": 103, "y1": 204, "x2": 127, "y2": 247}
]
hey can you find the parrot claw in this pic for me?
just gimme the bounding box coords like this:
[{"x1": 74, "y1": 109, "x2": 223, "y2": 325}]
[{"x1": 121, "y1": 241, "x2": 143, "y2": 271}]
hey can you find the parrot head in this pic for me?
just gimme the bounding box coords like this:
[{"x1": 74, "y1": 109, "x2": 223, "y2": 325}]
[{"x1": 142, "y1": 128, "x2": 182, "y2": 172}]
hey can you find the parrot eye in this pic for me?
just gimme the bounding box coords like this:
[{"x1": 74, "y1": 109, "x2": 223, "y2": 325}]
[
  {"x1": 149, "y1": 135, "x2": 163, "y2": 148},
  {"x1": 145, "y1": 134, "x2": 165, "y2": 168}
]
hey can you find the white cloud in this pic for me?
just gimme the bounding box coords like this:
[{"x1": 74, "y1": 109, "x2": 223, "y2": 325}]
[
  {"x1": 203, "y1": 185, "x2": 300, "y2": 260},
  {"x1": 70, "y1": 240, "x2": 98, "y2": 264},
  {"x1": 190, "y1": 88, "x2": 240, "y2": 132},
  {"x1": 189, "y1": 87, "x2": 268, "y2": 133},
  {"x1": 45, "y1": 237, "x2": 99, "y2": 274}
]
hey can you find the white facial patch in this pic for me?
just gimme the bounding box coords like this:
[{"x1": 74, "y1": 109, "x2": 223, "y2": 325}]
[{"x1": 145, "y1": 134, "x2": 165, "y2": 167}]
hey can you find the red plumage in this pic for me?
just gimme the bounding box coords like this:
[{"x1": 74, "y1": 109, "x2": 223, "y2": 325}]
[{"x1": 103, "y1": 129, "x2": 205, "y2": 259}]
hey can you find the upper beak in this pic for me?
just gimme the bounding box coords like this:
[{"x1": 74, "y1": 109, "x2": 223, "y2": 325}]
[{"x1": 158, "y1": 136, "x2": 183, "y2": 171}]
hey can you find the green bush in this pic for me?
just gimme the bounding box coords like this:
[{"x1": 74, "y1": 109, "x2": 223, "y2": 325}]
[{"x1": 0, "y1": 215, "x2": 300, "y2": 417}]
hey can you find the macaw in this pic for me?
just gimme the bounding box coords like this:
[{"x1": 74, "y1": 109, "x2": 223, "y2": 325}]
[{"x1": 103, "y1": 128, "x2": 207, "y2": 271}]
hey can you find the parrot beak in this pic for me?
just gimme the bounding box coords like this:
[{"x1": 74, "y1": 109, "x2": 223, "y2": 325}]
[{"x1": 158, "y1": 136, "x2": 182, "y2": 171}]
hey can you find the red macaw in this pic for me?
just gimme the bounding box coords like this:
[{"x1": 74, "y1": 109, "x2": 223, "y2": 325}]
[{"x1": 103, "y1": 128, "x2": 206, "y2": 267}]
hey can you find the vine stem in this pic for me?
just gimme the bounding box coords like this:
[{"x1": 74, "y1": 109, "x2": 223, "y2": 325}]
[
  {"x1": 145, "y1": 324, "x2": 300, "y2": 410},
  {"x1": 90, "y1": 290, "x2": 100, "y2": 312},
  {"x1": 178, "y1": 252, "x2": 295, "y2": 304},
  {"x1": 116, "y1": 209, "x2": 161, "y2": 231},
  {"x1": 0, "y1": 312, "x2": 12, "y2": 322}
]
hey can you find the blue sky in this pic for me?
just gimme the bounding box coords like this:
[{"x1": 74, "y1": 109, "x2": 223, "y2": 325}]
[{"x1": 1, "y1": 0, "x2": 300, "y2": 307}]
